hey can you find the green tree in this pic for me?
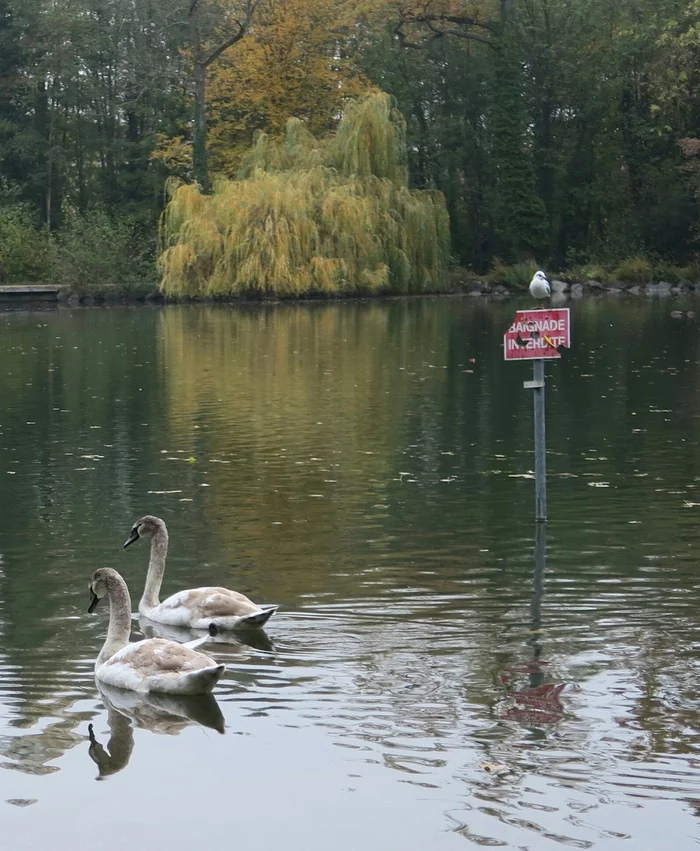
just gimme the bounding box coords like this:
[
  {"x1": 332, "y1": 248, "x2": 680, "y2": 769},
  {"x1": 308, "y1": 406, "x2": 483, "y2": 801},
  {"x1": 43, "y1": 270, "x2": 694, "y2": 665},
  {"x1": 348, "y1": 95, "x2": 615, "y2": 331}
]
[{"x1": 158, "y1": 91, "x2": 450, "y2": 296}]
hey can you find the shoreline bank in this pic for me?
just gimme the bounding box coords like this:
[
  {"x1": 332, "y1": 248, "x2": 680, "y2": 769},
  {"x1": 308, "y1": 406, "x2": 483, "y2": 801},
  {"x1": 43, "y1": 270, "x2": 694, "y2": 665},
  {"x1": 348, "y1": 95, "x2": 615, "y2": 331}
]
[{"x1": 1, "y1": 275, "x2": 699, "y2": 308}]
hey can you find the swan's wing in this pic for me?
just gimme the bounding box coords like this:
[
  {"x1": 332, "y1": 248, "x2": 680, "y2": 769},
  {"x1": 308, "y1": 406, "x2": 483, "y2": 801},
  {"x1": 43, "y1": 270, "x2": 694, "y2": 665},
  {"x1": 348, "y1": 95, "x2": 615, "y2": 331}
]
[
  {"x1": 104, "y1": 638, "x2": 216, "y2": 674},
  {"x1": 183, "y1": 634, "x2": 211, "y2": 651},
  {"x1": 158, "y1": 587, "x2": 262, "y2": 620}
]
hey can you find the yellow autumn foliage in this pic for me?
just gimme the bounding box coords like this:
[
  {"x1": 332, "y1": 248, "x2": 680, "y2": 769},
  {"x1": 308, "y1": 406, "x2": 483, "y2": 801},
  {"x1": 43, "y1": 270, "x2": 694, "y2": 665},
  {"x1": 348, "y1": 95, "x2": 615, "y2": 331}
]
[
  {"x1": 158, "y1": 91, "x2": 450, "y2": 297},
  {"x1": 208, "y1": 0, "x2": 367, "y2": 176}
]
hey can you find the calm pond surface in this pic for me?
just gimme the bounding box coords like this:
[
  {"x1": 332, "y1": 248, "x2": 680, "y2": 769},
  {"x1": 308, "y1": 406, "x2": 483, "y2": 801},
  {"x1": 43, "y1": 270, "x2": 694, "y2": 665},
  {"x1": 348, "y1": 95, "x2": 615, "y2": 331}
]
[{"x1": 1, "y1": 298, "x2": 699, "y2": 850}]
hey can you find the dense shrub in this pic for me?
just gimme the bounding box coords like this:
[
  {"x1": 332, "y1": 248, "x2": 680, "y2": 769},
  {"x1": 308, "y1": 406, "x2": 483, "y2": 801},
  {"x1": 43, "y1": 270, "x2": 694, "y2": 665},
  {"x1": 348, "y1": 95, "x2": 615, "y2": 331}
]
[
  {"x1": 0, "y1": 206, "x2": 51, "y2": 282},
  {"x1": 50, "y1": 209, "x2": 156, "y2": 294},
  {"x1": 488, "y1": 261, "x2": 538, "y2": 289},
  {"x1": 613, "y1": 257, "x2": 654, "y2": 284}
]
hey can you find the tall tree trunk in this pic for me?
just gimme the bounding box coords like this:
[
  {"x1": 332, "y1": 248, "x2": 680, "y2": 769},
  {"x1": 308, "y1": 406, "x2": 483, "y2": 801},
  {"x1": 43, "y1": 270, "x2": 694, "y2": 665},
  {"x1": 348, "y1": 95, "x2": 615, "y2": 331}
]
[
  {"x1": 187, "y1": 0, "x2": 257, "y2": 194},
  {"x1": 189, "y1": 2, "x2": 209, "y2": 193},
  {"x1": 193, "y1": 58, "x2": 209, "y2": 193},
  {"x1": 46, "y1": 87, "x2": 57, "y2": 233}
]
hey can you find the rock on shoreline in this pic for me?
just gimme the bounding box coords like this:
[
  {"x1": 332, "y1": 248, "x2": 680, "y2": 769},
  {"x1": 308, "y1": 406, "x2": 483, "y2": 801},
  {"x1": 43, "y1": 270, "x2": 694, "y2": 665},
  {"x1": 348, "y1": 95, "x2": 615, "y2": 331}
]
[{"x1": 460, "y1": 277, "x2": 700, "y2": 299}]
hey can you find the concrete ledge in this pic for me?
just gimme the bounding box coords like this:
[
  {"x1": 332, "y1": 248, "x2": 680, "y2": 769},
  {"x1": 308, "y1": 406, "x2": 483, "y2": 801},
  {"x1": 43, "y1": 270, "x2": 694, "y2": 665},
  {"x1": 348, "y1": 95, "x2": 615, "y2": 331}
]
[{"x1": 0, "y1": 285, "x2": 62, "y2": 300}]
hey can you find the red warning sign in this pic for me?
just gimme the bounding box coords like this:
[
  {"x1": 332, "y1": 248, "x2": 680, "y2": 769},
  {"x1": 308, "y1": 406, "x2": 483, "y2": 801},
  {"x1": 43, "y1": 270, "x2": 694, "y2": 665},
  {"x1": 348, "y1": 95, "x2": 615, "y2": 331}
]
[{"x1": 504, "y1": 308, "x2": 571, "y2": 361}]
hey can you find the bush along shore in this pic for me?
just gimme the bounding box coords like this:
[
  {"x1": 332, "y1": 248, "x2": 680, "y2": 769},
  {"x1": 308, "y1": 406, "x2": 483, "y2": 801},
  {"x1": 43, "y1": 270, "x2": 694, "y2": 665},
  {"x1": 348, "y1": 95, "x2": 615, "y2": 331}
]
[
  {"x1": 6, "y1": 256, "x2": 700, "y2": 306},
  {"x1": 7, "y1": 272, "x2": 700, "y2": 307}
]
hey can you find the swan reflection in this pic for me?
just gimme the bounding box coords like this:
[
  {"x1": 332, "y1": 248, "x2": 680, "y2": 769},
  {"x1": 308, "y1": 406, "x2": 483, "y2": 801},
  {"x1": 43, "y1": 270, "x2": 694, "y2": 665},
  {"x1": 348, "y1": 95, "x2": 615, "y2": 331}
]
[
  {"x1": 87, "y1": 683, "x2": 224, "y2": 780},
  {"x1": 139, "y1": 615, "x2": 275, "y2": 654}
]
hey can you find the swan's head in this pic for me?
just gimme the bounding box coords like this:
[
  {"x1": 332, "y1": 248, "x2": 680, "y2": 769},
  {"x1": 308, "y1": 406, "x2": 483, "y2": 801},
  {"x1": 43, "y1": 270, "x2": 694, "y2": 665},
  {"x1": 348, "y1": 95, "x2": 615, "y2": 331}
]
[
  {"x1": 88, "y1": 568, "x2": 112, "y2": 613},
  {"x1": 123, "y1": 515, "x2": 166, "y2": 548}
]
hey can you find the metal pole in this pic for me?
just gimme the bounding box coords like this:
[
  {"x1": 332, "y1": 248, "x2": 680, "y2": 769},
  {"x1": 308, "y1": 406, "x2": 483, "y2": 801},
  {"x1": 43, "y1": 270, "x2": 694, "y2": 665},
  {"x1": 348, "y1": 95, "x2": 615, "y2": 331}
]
[{"x1": 533, "y1": 358, "x2": 547, "y2": 522}]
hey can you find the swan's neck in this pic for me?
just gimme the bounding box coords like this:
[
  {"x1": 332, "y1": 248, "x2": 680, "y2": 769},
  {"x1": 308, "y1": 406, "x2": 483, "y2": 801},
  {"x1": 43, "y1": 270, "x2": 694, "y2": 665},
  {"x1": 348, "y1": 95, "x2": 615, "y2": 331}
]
[
  {"x1": 89, "y1": 705, "x2": 135, "y2": 777},
  {"x1": 140, "y1": 526, "x2": 168, "y2": 613},
  {"x1": 98, "y1": 574, "x2": 133, "y2": 666}
]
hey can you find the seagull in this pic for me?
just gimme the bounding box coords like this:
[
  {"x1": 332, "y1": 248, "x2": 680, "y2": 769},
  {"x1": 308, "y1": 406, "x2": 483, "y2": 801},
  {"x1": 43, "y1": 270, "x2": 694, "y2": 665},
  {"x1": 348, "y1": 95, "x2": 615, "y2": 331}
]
[{"x1": 529, "y1": 270, "x2": 551, "y2": 306}]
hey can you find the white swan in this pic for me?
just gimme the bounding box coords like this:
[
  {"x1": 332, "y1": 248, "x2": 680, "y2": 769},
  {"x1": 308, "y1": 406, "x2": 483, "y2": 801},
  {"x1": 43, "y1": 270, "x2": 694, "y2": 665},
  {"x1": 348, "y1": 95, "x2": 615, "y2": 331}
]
[
  {"x1": 529, "y1": 270, "x2": 551, "y2": 304},
  {"x1": 88, "y1": 568, "x2": 225, "y2": 695},
  {"x1": 123, "y1": 515, "x2": 278, "y2": 631}
]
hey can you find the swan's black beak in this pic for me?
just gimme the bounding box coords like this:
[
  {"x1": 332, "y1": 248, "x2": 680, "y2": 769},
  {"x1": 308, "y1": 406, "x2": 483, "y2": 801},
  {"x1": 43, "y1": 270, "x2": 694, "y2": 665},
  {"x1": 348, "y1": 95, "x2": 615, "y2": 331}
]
[
  {"x1": 123, "y1": 530, "x2": 139, "y2": 548},
  {"x1": 88, "y1": 591, "x2": 100, "y2": 613}
]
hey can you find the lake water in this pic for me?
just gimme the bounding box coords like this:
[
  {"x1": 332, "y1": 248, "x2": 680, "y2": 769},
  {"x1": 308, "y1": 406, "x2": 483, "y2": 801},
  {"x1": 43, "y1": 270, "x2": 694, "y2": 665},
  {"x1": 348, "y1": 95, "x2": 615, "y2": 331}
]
[{"x1": 0, "y1": 298, "x2": 699, "y2": 850}]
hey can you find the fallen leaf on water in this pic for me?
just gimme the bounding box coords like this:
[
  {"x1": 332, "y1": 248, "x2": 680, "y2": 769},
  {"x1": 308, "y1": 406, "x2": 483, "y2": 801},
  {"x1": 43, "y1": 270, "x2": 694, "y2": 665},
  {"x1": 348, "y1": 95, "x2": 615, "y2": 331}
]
[
  {"x1": 480, "y1": 762, "x2": 511, "y2": 775},
  {"x1": 187, "y1": 456, "x2": 196, "y2": 463}
]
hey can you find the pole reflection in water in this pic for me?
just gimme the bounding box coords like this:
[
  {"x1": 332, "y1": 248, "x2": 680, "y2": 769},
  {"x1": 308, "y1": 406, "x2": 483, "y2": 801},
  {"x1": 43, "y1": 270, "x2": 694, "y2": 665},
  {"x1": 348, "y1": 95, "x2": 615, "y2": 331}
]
[
  {"x1": 87, "y1": 684, "x2": 225, "y2": 780},
  {"x1": 498, "y1": 523, "x2": 565, "y2": 725}
]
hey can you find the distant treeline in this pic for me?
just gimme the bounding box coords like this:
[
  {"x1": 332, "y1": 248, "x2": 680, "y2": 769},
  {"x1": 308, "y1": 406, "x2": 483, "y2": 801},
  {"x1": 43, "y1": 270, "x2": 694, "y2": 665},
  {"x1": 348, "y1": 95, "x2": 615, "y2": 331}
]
[{"x1": 1, "y1": 0, "x2": 699, "y2": 293}]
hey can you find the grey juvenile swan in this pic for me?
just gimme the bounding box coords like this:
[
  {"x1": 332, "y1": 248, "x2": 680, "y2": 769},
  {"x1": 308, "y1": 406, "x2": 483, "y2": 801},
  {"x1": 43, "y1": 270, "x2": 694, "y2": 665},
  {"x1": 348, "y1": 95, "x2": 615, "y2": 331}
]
[
  {"x1": 88, "y1": 567, "x2": 225, "y2": 695},
  {"x1": 123, "y1": 515, "x2": 278, "y2": 631}
]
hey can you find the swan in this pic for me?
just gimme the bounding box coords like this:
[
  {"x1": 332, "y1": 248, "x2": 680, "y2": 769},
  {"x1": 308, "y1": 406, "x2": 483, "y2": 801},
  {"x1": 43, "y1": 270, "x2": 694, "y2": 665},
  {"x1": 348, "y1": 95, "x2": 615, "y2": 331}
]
[
  {"x1": 529, "y1": 270, "x2": 551, "y2": 304},
  {"x1": 123, "y1": 515, "x2": 278, "y2": 631},
  {"x1": 88, "y1": 567, "x2": 225, "y2": 695}
]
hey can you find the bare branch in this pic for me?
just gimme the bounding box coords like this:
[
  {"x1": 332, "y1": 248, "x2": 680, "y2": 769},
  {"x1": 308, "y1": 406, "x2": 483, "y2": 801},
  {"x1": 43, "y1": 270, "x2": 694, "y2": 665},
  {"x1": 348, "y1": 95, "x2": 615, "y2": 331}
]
[
  {"x1": 394, "y1": 22, "x2": 437, "y2": 49},
  {"x1": 394, "y1": 8, "x2": 495, "y2": 48},
  {"x1": 423, "y1": 18, "x2": 491, "y2": 44},
  {"x1": 203, "y1": 20, "x2": 245, "y2": 66}
]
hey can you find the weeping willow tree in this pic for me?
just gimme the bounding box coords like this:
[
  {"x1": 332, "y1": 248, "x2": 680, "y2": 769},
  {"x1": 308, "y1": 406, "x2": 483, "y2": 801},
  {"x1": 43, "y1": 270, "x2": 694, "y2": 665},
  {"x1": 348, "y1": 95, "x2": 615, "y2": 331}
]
[{"x1": 158, "y1": 92, "x2": 450, "y2": 297}]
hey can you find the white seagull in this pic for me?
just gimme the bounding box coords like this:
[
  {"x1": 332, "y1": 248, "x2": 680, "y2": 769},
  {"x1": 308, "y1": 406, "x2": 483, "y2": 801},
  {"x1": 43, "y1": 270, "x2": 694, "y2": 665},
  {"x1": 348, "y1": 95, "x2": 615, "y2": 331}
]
[{"x1": 529, "y1": 270, "x2": 551, "y2": 305}]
